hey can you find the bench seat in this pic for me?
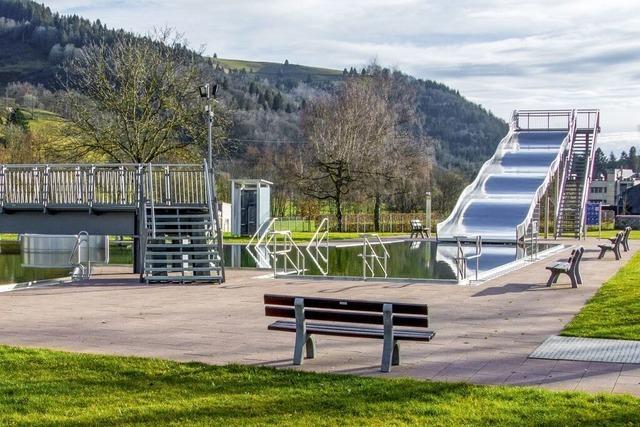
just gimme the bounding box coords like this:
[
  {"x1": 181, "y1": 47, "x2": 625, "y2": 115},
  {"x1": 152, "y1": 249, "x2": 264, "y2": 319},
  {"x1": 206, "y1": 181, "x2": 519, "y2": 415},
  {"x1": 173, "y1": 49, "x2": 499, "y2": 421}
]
[
  {"x1": 546, "y1": 262, "x2": 570, "y2": 271},
  {"x1": 268, "y1": 320, "x2": 435, "y2": 341}
]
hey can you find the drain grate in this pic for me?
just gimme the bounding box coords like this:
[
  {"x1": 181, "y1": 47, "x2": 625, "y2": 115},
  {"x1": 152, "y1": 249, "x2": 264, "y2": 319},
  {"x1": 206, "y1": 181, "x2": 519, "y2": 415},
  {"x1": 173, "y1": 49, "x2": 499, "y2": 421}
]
[{"x1": 530, "y1": 335, "x2": 640, "y2": 364}]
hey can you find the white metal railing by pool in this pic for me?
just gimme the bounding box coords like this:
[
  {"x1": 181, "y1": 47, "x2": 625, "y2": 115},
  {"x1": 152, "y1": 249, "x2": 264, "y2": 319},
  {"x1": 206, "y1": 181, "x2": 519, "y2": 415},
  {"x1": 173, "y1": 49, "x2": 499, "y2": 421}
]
[
  {"x1": 359, "y1": 234, "x2": 389, "y2": 279},
  {"x1": 306, "y1": 217, "x2": 329, "y2": 275}
]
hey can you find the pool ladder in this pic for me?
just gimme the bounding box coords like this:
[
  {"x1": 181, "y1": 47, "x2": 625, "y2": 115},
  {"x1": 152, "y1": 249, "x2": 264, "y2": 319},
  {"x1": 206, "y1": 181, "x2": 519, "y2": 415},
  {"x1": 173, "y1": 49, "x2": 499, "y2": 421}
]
[
  {"x1": 306, "y1": 217, "x2": 329, "y2": 276},
  {"x1": 69, "y1": 231, "x2": 92, "y2": 281},
  {"x1": 454, "y1": 235, "x2": 482, "y2": 282},
  {"x1": 359, "y1": 234, "x2": 390, "y2": 279}
]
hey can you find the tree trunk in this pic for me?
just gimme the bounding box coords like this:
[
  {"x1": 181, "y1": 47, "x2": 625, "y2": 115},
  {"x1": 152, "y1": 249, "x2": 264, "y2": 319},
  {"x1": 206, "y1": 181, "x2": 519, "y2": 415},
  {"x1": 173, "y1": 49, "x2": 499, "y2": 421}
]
[
  {"x1": 373, "y1": 193, "x2": 382, "y2": 232},
  {"x1": 335, "y1": 193, "x2": 343, "y2": 232}
]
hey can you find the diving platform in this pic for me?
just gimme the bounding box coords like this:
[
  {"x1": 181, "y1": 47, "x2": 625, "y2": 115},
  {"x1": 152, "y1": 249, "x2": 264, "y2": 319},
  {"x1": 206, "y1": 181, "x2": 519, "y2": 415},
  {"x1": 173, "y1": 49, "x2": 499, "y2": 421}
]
[{"x1": 0, "y1": 162, "x2": 224, "y2": 283}]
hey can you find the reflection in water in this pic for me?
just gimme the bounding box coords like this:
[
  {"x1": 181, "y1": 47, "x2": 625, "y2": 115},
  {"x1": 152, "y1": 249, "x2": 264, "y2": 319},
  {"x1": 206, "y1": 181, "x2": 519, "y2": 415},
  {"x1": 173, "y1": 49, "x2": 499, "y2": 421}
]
[
  {"x1": 0, "y1": 241, "x2": 68, "y2": 284},
  {"x1": 224, "y1": 241, "x2": 558, "y2": 280}
]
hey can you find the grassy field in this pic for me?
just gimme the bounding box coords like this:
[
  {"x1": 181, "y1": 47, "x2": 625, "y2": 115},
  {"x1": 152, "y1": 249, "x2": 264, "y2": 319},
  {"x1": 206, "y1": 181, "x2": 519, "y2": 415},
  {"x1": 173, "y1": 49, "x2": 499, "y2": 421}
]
[
  {"x1": 0, "y1": 345, "x2": 638, "y2": 426},
  {"x1": 223, "y1": 231, "x2": 406, "y2": 244},
  {"x1": 563, "y1": 251, "x2": 640, "y2": 340}
]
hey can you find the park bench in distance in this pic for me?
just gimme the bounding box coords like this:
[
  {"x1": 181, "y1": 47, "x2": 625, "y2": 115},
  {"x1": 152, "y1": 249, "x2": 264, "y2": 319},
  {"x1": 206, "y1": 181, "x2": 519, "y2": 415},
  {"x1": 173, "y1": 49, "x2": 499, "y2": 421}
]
[
  {"x1": 608, "y1": 226, "x2": 631, "y2": 252},
  {"x1": 410, "y1": 219, "x2": 429, "y2": 238},
  {"x1": 545, "y1": 246, "x2": 584, "y2": 288},
  {"x1": 264, "y1": 294, "x2": 435, "y2": 373},
  {"x1": 598, "y1": 231, "x2": 624, "y2": 260}
]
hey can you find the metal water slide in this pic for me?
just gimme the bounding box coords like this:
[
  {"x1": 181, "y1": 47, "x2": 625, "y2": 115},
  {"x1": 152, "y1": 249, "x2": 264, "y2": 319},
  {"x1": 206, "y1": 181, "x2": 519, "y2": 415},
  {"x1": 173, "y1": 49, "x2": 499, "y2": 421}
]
[{"x1": 437, "y1": 110, "x2": 575, "y2": 242}]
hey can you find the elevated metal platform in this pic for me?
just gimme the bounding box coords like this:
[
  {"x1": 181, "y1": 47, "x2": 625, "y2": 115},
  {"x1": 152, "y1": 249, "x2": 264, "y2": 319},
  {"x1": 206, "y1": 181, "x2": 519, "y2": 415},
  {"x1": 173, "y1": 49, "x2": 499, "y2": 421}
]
[{"x1": 0, "y1": 162, "x2": 225, "y2": 282}]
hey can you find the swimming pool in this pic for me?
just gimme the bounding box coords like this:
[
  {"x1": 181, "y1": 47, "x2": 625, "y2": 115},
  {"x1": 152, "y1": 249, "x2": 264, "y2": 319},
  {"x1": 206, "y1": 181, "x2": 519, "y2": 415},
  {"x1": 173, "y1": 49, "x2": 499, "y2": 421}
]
[{"x1": 224, "y1": 240, "x2": 563, "y2": 282}]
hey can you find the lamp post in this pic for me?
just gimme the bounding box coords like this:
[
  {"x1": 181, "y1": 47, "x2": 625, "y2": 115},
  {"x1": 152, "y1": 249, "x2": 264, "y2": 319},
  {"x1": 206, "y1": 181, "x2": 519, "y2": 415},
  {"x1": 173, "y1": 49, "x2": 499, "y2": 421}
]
[
  {"x1": 199, "y1": 83, "x2": 218, "y2": 168},
  {"x1": 425, "y1": 191, "x2": 431, "y2": 238}
]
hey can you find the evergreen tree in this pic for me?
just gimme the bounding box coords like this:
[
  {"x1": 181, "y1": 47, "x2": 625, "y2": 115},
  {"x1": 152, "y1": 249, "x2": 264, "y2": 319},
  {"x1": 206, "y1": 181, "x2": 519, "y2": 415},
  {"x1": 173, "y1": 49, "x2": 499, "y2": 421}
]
[{"x1": 8, "y1": 107, "x2": 29, "y2": 131}]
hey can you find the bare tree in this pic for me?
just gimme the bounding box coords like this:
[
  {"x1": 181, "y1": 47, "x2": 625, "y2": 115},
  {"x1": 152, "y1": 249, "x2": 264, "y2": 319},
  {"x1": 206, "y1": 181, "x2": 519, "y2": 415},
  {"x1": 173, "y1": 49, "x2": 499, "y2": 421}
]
[
  {"x1": 60, "y1": 29, "x2": 229, "y2": 163},
  {"x1": 299, "y1": 77, "x2": 394, "y2": 231}
]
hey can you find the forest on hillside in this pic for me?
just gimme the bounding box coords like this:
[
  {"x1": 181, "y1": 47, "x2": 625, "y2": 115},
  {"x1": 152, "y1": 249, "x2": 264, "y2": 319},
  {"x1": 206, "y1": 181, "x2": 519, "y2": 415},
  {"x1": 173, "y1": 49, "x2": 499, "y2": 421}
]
[{"x1": 0, "y1": 0, "x2": 510, "y2": 221}]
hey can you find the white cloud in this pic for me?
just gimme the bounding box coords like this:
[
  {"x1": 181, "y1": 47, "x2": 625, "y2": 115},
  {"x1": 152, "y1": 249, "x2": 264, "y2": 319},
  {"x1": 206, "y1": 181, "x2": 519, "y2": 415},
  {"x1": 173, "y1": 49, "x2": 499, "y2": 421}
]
[{"x1": 55, "y1": 0, "x2": 640, "y2": 141}]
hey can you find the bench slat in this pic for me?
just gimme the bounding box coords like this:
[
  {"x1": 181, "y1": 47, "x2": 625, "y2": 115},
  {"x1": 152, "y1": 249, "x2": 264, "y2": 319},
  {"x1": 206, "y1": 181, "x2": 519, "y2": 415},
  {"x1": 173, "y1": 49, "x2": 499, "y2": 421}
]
[
  {"x1": 264, "y1": 294, "x2": 427, "y2": 315},
  {"x1": 268, "y1": 320, "x2": 435, "y2": 341},
  {"x1": 265, "y1": 306, "x2": 429, "y2": 327}
]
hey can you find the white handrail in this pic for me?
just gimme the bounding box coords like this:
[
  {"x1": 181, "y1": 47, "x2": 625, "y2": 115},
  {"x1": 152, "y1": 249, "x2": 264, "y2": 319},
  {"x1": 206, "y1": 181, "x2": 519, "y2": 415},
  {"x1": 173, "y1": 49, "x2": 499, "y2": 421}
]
[
  {"x1": 246, "y1": 217, "x2": 277, "y2": 267},
  {"x1": 515, "y1": 110, "x2": 575, "y2": 242},
  {"x1": 359, "y1": 233, "x2": 389, "y2": 279},
  {"x1": 305, "y1": 217, "x2": 329, "y2": 275},
  {"x1": 268, "y1": 230, "x2": 306, "y2": 275},
  {"x1": 577, "y1": 111, "x2": 600, "y2": 238},
  {"x1": 69, "y1": 231, "x2": 91, "y2": 280},
  {"x1": 146, "y1": 163, "x2": 157, "y2": 238}
]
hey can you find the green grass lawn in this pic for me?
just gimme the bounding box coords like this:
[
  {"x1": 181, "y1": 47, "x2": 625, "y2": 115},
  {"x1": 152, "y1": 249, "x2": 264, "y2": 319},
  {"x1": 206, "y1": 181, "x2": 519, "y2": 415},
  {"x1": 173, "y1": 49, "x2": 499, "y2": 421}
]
[
  {"x1": 586, "y1": 229, "x2": 640, "y2": 240},
  {"x1": 223, "y1": 231, "x2": 406, "y2": 244},
  {"x1": 562, "y1": 251, "x2": 640, "y2": 340},
  {"x1": 0, "y1": 345, "x2": 638, "y2": 426}
]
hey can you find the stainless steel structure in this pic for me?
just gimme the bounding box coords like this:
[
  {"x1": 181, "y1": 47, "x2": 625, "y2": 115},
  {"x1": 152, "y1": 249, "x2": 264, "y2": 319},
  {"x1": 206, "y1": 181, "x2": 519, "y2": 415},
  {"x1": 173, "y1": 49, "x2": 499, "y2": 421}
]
[
  {"x1": 0, "y1": 162, "x2": 224, "y2": 283},
  {"x1": 438, "y1": 109, "x2": 599, "y2": 242}
]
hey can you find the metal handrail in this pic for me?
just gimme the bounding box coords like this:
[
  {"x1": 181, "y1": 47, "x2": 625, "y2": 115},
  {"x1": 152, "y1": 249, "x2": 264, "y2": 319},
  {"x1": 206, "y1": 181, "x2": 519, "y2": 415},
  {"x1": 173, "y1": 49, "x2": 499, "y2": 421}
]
[
  {"x1": 0, "y1": 163, "x2": 207, "y2": 208},
  {"x1": 146, "y1": 163, "x2": 157, "y2": 238},
  {"x1": 305, "y1": 217, "x2": 329, "y2": 275},
  {"x1": 577, "y1": 111, "x2": 600, "y2": 238},
  {"x1": 553, "y1": 110, "x2": 578, "y2": 237},
  {"x1": 69, "y1": 231, "x2": 91, "y2": 280},
  {"x1": 268, "y1": 230, "x2": 306, "y2": 275},
  {"x1": 359, "y1": 233, "x2": 389, "y2": 279},
  {"x1": 454, "y1": 235, "x2": 482, "y2": 281},
  {"x1": 246, "y1": 217, "x2": 277, "y2": 267},
  {"x1": 203, "y1": 159, "x2": 225, "y2": 281}
]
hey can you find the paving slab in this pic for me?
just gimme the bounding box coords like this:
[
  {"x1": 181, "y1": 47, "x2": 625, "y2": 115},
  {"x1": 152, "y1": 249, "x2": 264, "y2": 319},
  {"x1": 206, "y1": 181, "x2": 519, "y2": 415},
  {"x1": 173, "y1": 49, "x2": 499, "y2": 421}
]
[{"x1": 0, "y1": 238, "x2": 637, "y2": 396}]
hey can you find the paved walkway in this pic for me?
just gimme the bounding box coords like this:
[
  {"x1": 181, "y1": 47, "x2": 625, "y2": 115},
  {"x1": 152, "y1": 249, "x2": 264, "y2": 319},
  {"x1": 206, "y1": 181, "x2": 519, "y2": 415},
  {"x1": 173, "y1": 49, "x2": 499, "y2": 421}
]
[{"x1": 0, "y1": 238, "x2": 638, "y2": 395}]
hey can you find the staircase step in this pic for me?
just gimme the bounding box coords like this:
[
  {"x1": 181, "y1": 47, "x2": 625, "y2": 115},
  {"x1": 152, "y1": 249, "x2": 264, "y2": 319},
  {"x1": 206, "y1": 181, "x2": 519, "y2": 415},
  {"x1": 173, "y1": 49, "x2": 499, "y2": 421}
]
[
  {"x1": 145, "y1": 266, "x2": 222, "y2": 273},
  {"x1": 145, "y1": 275, "x2": 223, "y2": 283}
]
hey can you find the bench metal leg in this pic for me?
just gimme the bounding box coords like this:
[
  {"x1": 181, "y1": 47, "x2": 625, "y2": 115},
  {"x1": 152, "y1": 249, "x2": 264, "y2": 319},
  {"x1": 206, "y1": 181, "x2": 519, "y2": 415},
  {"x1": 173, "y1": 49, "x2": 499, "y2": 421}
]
[
  {"x1": 569, "y1": 272, "x2": 578, "y2": 288},
  {"x1": 598, "y1": 248, "x2": 606, "y2": 259},
  {"x1": 381, "y1": 303, "x2": 394, "y2": 373},
  {"x1": 614, "y1": 247, "x2": 621, "y2": 260},
  {"x1": 546, "y1": 272, "x2": 557, "y2": 287},
  {"x1": 305, "y1": 335, "x2": 316, "y2": 359},
  {"x1": 575, "y1": 267, "x2": 583, "y2": 285},
  {"x1": 392, "y1": 341, "x2": 400, "y2": 366}
]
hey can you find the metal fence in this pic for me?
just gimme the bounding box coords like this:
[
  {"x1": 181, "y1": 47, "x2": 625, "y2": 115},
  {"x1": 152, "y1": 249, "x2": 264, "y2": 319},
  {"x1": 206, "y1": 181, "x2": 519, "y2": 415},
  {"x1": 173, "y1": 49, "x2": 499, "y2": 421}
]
[{"x1": 274, "y1": 213, "x2": 432, "y2": 233}]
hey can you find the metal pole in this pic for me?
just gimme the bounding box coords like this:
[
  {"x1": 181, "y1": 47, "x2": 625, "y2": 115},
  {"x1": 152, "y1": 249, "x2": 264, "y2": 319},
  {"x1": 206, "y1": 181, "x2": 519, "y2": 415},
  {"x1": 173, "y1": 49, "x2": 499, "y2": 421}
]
[{"x1": 425, "y1": 191, "x2": 431, "y2": 238}]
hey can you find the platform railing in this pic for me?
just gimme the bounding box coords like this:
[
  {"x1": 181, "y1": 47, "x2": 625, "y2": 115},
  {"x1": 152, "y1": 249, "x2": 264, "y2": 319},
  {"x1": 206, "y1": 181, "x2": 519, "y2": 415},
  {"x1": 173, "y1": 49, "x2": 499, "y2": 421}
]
[
  {"x1": 454, "y1": 235, "x2": 482, "y2": 281},
  {"x1": 267, "y1": 230, "x2": 306, "y2": 276},
  {"x1": 0, "y1": 163, "x2": 207, "y2": 209}
]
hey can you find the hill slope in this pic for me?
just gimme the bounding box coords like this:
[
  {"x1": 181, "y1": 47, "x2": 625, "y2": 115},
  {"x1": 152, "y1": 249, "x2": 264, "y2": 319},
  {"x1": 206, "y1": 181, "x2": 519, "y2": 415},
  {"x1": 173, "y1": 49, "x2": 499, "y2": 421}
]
[{"x1": 0, "y1": 0, "x2": 507, "y2": 173}]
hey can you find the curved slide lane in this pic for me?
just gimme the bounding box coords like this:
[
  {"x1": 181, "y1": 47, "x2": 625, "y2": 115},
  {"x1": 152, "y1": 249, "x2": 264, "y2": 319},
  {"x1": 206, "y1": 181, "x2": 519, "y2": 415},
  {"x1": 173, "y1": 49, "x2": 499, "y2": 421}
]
[{"x1": 437, "y1": 130, "x2": 569, "y2": 242}]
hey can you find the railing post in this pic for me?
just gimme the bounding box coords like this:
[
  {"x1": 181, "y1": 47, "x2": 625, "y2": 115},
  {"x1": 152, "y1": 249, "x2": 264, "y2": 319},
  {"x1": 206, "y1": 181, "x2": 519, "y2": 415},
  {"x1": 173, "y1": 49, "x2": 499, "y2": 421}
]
[
  {"x1": 164, "y1": 165, "x2": 171, "y2": 204},
  {"x1": 88, "y1": 165, "x2": 95, "y2": 208}
]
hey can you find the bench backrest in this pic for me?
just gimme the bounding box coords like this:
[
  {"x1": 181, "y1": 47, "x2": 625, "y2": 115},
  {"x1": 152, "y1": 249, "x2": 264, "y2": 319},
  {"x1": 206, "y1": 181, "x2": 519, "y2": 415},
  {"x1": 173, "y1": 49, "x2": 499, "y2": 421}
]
[
  {"x1": 264, "y1": 294, "x2": 429, "y2": 328},
  {"x1": 623, "y1": 226, "x2": 632, "y2": 243},
  {"x1": 410, "y1": 219, "x2": 423, "y2": 230},
  {"x1": 568, "y1": 246, "x2": 584, "y2": 271},
  {"x1": 613, "y1": 231, "x2": 624, "y2": 247}
]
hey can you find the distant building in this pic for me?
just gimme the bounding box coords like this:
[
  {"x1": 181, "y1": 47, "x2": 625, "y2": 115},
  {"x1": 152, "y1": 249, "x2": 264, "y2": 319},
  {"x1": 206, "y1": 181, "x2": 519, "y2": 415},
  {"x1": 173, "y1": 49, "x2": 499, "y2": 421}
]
[{"x1": 589, "y1": 169, "x2": 640, "y2": 207}]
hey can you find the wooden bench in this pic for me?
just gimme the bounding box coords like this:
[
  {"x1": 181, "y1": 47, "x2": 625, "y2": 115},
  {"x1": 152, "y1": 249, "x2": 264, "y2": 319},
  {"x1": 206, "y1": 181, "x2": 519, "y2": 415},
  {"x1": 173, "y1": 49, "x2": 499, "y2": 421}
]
[
  {"x1": 598, "y1": 231, "x2": 623, "y2": 260},
  {"x1": 545, "y1": 246, "x2": 584, "y2": 288},
  {"x1": 264, "y1": 294, "x2": 435, "y2": 372},
  {"x1": 410, "y1": 219, "x2": 428, "y2": 238},
  {"x1": 609, "y1": 226, "x2": 631, "y2": 252}
]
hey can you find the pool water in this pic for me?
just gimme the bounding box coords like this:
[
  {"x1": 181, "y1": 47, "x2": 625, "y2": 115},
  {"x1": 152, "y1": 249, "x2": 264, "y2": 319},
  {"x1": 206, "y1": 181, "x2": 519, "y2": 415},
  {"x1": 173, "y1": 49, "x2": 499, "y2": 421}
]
[
  {"x1": 0, "y1": 241, "x2": 69, "y2": 284},
  {"x1": 224, "y1": 240, "x2": 560, "y2": 281}
]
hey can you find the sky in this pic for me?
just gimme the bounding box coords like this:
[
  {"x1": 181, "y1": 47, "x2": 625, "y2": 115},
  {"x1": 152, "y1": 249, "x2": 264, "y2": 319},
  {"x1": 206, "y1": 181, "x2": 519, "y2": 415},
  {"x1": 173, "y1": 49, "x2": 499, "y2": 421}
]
[{"x1": 55, "y1": 0, "x2": 640, "y2": 155}]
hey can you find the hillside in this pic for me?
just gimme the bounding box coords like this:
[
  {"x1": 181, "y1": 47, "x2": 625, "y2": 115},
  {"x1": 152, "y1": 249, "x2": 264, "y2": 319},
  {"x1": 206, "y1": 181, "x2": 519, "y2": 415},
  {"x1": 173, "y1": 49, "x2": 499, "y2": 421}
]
[{"x1": 0, "y1": 0, "x2": 507, "y2": 174}]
